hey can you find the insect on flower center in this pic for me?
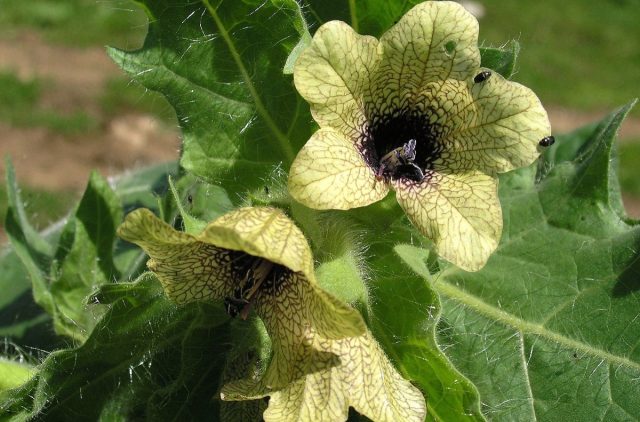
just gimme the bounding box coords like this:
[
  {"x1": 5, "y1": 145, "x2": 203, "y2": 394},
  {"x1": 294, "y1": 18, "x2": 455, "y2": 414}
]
[
  {"x1": 224, "y1": 252, "x2": 288, "y2": 320},
  {"x1": 363, "y1": 108, "x2": 442, "y2": 183}
]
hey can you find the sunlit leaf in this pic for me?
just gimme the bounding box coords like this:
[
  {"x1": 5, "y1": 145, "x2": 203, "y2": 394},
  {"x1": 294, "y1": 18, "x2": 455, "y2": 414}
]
[
  {"x1": 108, "y1": 0, "x2": 312, "y2": 193},
  {"x1": 400, "y1": 102, "x2": 640, "y2": 420},
  {"x1": 0, "y1": 359, "x2": 33, "y2": 392}
]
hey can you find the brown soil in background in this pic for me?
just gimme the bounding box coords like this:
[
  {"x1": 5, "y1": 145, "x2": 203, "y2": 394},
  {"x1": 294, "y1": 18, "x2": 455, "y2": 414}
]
[
  {"x1": 0, "y1": 32, "x2": 639, "y2": 221},
  {"x1": 0, "y1": 32, "x2": 180, "y2": 191}
]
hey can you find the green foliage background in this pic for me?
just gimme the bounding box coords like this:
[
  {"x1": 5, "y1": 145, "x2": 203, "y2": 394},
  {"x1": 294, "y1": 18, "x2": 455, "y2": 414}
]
[{"x1": 1, "y1": 1, "x2": 639, "y2": 421}]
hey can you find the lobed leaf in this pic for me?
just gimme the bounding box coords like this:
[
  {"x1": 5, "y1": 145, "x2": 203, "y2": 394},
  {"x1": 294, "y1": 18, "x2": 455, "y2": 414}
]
[
  {"x1": 0, "y1": 162, "x2": 178, "y2": 348},
  {"x1": 400, "y1": 102, "x2": 640, "y2": 420},
  {"x1": 1, "y1": 274, "x2": 231, "y2": 420},
  {"x1": 108, "y1": 0, "x2": 313, "y2": 194}
]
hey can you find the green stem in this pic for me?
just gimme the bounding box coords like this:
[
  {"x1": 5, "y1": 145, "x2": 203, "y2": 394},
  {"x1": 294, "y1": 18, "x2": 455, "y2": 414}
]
[{"x1": 348, "y1": 0, "x2": 359, "y2": 32}]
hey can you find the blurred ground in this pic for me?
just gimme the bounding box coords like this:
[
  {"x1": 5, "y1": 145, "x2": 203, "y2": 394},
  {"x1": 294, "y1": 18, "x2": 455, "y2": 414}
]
[
  {"x1": 0, "y1": 0, "x2": 639, "y2": 241},
  {"x1": 0, "y1": 32, "x2": 179, "y2": 191}
]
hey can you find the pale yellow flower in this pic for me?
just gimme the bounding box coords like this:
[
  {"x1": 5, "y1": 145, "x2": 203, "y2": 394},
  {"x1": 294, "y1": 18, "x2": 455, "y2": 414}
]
[
  {"x1": 118, "y1": 207, "x2": 425, "y2": 421},
  {"x1": 288, "y1": 1, "x2": 551, "y2": 271}
]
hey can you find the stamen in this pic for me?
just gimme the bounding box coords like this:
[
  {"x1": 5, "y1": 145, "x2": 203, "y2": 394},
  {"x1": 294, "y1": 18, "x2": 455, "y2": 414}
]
[{"x1": 242, "y1": 259, "x2": 274, "y2": 300}]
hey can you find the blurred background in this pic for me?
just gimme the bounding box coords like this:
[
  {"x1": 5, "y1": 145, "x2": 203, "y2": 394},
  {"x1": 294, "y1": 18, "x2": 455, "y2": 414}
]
[{"x1": 0, "y1": 0, "x2": 638, "y2": 241}]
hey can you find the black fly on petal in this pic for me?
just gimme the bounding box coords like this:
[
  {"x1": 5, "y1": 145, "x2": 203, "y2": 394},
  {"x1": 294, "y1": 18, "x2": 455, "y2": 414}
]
[
  {"x1": 539, "y1": 136, "x2": 555, "y2": 147},
  {"x1": 473, "y1": 70, "x2": 492, "y2": 83}
]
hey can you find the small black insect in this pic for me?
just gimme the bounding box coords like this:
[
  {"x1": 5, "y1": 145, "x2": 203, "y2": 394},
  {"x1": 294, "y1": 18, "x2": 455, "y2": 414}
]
[
  {"x1": 539, "y1": 136, "x2": 555, "y2": 147},
  {"x1": 473, "y1": 70, "x2": 492, "y2": 83},
  {"x1": 376, "y1": 139, "x2": 424, "y2": 182}
]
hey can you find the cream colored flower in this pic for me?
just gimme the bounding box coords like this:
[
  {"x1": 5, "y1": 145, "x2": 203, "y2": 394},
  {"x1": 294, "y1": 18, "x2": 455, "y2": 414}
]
[
  {"x1": 288, "y1": 1, "x2": 551, "y2": 271},
  {"x1": 222, "y1": 329, "x2": 426, "y2": 422},
  {"x1": 118, "y1": 207, "x2": 425, "y2": 421},
  {"x1": 118, "y1": 207, "x2": 363, "y2": 390}
]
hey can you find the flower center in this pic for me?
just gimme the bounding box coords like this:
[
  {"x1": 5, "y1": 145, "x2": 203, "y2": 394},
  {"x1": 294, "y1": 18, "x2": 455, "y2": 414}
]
[
  {"x1": 225, "y1": 252, "x2": 289, "y2": 319},
  {"x1": 362, "y1": 108, "x2": 442, "y2": 183}
]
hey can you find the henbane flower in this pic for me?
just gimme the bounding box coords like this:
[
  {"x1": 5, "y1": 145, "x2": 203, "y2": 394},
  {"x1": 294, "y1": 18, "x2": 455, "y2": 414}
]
[
  {"x1": 117, "y1": 206, "x2": 363, "y2": 390},
  {"x1": 288, "y1": 1, "x2": 552, "y2": 271},
  {"x1": 118, "y1": 207, "x2": 425, "y2": 420},
  {"x1": 222, "y1": 329, "x2": 426, "y2": 422}
]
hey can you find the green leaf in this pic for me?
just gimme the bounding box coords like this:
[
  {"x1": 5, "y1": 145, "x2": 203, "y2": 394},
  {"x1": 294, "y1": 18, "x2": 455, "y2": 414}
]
[
  {"x1": 111, "y1": 161, "x2": 178, "y2": 279},
  {"x1": 400, "y1": 102, "x2": 640, "y2": 420},
  {"x1": 112, "y1": 161, "x2": 178, "y2": 211},
  {"x1": 366, "y1": 242, "x2": 485, "y2": 422},
  {"x1": 43, "y1": 171, "x2": 123, "y2": 341},
  {"x1": 0, "y1": 247, "x2": 56, "y2": 348},
  {"x1": 108, "y1": 0, "x2": 312, "y2": 193},
  {"x1": 1, "y1": 162, "x2": 177, "y2": 348},
  {"x1": 304, "y1": 0, "x2": 423, "y2": 37},
  {"x1": 305, "y1": 0, "x2": 518, "y2": 81},
  {"x1": 1, "y1": 274, "x2": 231, "y2": 420},
  {"x1": 4, "y1": 158, "x2": 53, "y2": 258},
  {"x1": 479, "y1": 40, "x2": 520, "y2": 78},
  {"x1": 168, "y1": 176, "x2": 206, "y2": 235},
  {"x1": 167, "y1": 172, "x2": 236, "y2": 234},
  {"x1": 4, "y1": 197, "x2": 57, "y2": 333}
]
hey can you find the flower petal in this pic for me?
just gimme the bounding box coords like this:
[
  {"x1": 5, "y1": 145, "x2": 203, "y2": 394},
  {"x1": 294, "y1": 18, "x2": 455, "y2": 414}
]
[
  {"x1": 263, "y1": 331, "x2": 426, "y2": 422},
  {"x1": 304, "y1": 283, "x2": 366, "y2": 339},
  {"x1": 222, "y1": 270, "x2": 365, "y2": 393},
  {"x1": 371, "y1": 1, "x2": 480, "y2": 111},
  {"x1": 117, "y1": 209, "x2": 234, "y2": 303},
  {"x1": 288, "y1": 128, "x2": 389, "y2": 210},
  {"x1": 431, "y1": 73, "x2": 551, "y2": 174},
  {"x1": 199, "y1": 207, "x2": 315, "y2": 280},
  {"x1": 394, "y1": 170, "x2": 501, "y2": 271},
  {"x1": 255, "y1": 272, "x2": 365, "y2": 389},
  {"x1": 294, "y1": 21, "x2": 379, "y2": 137}
]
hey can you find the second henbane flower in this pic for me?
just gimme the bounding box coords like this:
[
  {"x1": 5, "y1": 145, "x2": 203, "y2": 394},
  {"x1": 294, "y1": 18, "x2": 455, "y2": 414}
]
[{"x1": 288, "y1": 1, "x2": 551, "y2": 271}]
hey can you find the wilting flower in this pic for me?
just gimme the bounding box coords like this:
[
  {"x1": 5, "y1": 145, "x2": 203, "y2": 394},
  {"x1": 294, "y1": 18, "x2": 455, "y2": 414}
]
[
  {"x1": 118, "y1": 207, "x2": 425, "y2": 421},
  {"x1": 288, "y1": 1, "x2": 551, "y2": 271}
]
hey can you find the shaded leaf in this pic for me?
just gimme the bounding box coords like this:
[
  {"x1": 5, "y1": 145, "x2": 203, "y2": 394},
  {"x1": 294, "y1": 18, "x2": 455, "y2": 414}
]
[
  {"x1": 304, "y1": 0, "x2": 423, "y2": 37},
  {"x1": 304, "y1": 0, "x2": 518, "y2": 78},
  {"x1": 4, "y1": 158, "x2": 53, "y2": 258},
  {"x1": 1, "y1": 162, "x2": 177, "y2": 348},
  {"x1": 1, "y1": 274, "x2": 231, "y2": 421},
  {"x1": 8, "y1": 172, "x2": 123, "y2": 341}
]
